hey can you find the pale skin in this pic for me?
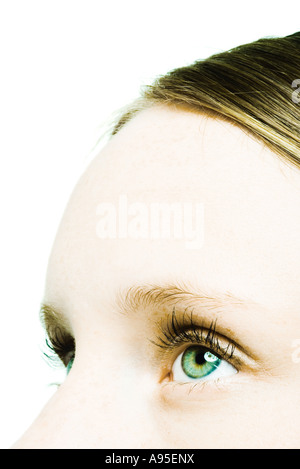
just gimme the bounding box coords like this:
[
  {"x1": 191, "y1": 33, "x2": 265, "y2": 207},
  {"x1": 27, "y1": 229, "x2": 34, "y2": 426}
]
[{"x1": 13, "y1": 105, "x2": 300, "y2": 448}]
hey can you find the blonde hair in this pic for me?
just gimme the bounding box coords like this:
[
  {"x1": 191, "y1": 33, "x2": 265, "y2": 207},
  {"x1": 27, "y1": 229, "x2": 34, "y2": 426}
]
[{"x1": 110, "y1": 32, "x2": 300, "y2": 169}]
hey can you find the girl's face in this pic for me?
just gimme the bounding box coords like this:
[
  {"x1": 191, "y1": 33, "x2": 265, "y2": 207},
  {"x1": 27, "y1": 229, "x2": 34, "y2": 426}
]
[{"x1": 14, "y1": 106, "x2": 300, "y2": 448}]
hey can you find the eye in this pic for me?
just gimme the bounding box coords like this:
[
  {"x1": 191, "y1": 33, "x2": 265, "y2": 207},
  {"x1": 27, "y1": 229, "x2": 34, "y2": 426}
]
[
  {"x1": 66, "y1": 355, "x2": 75, "y2": 374},
  {"x1": 172, "y1": 345, "x2": 237, "y2": 383}
]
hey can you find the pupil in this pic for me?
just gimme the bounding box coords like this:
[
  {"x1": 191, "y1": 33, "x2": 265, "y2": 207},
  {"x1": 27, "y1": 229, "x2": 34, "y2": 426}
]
[{"x1": 195, "y1": 350, "x2": 206, "y2": 365}]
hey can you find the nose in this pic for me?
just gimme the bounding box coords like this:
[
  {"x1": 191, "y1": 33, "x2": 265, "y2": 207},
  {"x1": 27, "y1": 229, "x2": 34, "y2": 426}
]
[{"x1": 11, "y1": 363, "x2": 160, "y2": 448}]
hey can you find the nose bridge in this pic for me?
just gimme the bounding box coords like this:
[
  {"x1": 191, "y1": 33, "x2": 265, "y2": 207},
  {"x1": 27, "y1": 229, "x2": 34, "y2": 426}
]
[
  {"x1": 68, "y1": 326, "x2": 158, "y2": 445},
  {"x1": 86, "y1": 362, "x2": 156, "y2": 447}
]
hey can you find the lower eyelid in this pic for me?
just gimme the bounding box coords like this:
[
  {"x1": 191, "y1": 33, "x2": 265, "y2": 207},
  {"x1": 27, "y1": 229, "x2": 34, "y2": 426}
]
[{"x1": 159, "y1": 373, "x2": 245, "y2": 403}]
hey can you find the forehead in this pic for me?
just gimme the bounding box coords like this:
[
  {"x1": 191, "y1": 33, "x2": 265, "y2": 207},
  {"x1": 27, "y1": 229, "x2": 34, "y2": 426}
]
[{"x1": 45, "y1": 105, "x2": 300, "y2": 314}]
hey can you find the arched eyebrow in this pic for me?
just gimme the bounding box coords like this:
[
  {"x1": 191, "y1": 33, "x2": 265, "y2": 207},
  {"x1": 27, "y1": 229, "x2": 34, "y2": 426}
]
[{"x1": 116, "y1": 281, "x2": 256, "y2": 317}]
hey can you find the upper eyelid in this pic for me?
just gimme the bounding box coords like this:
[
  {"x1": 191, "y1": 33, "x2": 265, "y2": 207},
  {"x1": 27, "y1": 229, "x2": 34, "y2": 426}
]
[
  {"x1": 40, "y1": 303, "x2": 74, "y2": 341},
  {"x1": 40, "y1": 303, "x2": 75, "y2": 365},
  {"x1": 153, "y1": 326, "x2": 236, "y2": 360},
  {"x1": 151, "y1": 308, "x2": 261, "y2": 372},
  {"x1": 157, "y1": 306, "x2": 259, "y2": 361}
]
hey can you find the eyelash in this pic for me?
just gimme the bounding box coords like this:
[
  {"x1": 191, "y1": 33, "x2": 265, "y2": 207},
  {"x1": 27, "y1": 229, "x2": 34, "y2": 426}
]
[
  {"x1": 152, "y1": 307, "x2": 236, "y2": 362},
  {"x1": 43, "y1": 326, "x2": 75, "y2": 368},
  {"x1": 43, "y1": 308, "x2": 237, "y2": 372}
]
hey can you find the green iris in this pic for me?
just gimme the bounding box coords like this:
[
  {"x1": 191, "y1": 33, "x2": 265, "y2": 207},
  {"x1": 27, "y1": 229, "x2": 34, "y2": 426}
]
[
  {"x1": 181, "y1": 346, "x2": 221, "y2": 379},
  {"x1": 66, "y1": 356, "x2": 74, "y2": 374}
]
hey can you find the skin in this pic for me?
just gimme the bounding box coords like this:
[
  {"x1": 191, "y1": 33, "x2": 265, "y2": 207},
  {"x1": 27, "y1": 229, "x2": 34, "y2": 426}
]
[{"x1": 13, "y1": 105, "x2": 300, "y2": 449}]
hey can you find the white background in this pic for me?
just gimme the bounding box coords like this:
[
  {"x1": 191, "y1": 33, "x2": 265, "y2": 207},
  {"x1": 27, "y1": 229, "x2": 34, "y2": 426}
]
[{"x1": 0, "y1": 0, "x2": 298, "y2": 448}]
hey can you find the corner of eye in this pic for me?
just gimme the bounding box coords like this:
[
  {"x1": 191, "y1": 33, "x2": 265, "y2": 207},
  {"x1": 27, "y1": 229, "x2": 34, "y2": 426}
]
[{"x1": 243, "y1": 356, "x2": 274, "y2": 378}]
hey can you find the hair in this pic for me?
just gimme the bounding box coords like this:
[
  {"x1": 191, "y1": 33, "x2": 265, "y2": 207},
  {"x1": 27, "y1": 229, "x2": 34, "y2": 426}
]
[{"x1": 109, "y1": 32, "x2": 300, "y2": 170}]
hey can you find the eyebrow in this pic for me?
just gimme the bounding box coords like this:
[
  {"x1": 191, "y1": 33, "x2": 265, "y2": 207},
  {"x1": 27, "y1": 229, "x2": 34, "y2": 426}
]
[
  {"x1": 115, "y1": 281, "x2": 256, "y2": 317},
  {"x1": 40, "y1": 281, "x2": 256, "y2": 337}
]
